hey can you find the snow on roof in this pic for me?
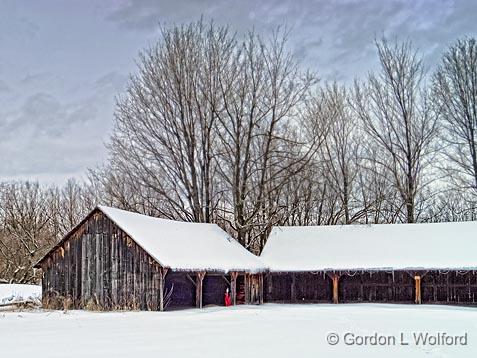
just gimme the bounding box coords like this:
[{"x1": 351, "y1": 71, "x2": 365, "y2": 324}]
[
  {"x1": 98, "y1": 206, "x2": 266, "y2": 273},
  {"x1": 261, "y1": 221, "x2": 477, "y2": 272}
]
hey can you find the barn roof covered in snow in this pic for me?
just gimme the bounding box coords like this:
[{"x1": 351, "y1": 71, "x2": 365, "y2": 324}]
[
  {"x1": 261, "y1": 221, "x2": 477, "y2": 272},
  {"x1": 36, "y1": 206, "x2": 266, "y2": 273}
]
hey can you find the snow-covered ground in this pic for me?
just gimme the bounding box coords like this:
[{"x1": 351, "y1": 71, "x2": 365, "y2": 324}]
[
  {"x1": 1, "y1": 304, "x2": 476, "y2": 358},
  {"x1": 0, "y1": 284, "x2": 41, "y2": 305}
]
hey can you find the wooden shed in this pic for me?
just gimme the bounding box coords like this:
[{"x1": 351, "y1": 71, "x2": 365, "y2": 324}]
[
  {"x1": 35, "y1": 206, "x2": 266, "y2": 311},
  {"x1": 261, "y1": 221, "x2": 477, "y2": 306}
]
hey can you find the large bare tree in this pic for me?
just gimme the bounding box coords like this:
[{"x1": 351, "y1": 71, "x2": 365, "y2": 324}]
[
  {"x1": 212, "y1": 29, "x2": 318, "y2": 249},
  {"x1": 106, "y1": 23, "x2": 320, "y2": 251},
  {"x1": 108, "y1": 21, "x2": 236, "y2": 222},
  {"x1": 433, "y1": 37, "x2": 477, "y2": 195},
  {"x1": 311, "y1": 83, "x2": 370, "y2": 224},
  {"x1": 353, "y1": 38, "x2": 438, "y2": 223}
]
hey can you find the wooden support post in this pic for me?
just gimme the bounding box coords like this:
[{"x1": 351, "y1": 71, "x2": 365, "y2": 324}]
[
  {"x1": 332, "y1": 274, "x2": 339, "y2": 304},
  {"x1": 290, "y1": 273, "x2": 297, "y2": 302},
  {"x1": 244, "y1": 274, "x2": 250, "y2": 304},
  {"x1": 414, "y1": 275, "x2": 421, "y2": 304},
  {"x1": 231, "y1": 272, "x2": 238, "y2": 306},
  {"x1": 158, "y1": 268, "x2": 164, "y2": 312},
  {"x1": 259, "y1": 273, "x2": 264, "y2": 304},
  {"x1": 158, "y1": 267, "x2": 168, "y2": 311},
  {"x1": 196, "y1": 271, "x2": 205, "y2": 308}
]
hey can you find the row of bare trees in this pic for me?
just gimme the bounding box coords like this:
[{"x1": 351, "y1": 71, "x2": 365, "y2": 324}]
[
  {"x1": 98, "y1": 22, "x2": 477, "y2": 249},
  {"x1": 0, "y1": 180, "x2": 100, "y2": 283},
  {"x1": 1, "y1": 22, "x2": 477, "y2": 283}
]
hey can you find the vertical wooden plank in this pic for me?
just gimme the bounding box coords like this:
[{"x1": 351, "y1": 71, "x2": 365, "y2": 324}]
[
  {"x1": 133, "y1": 245, "x2": 140, "y2": 309},
  {"x1": 89, "y1": 231, "x2": 96, "y2": 305},
  {"x1": 69, "y1": 240, "x2": 75, "y2": 305},
  {"x1": 81, "y1": 230, "x2": 89, "y2": 304},
  {"x1": 125, "y1": 236, "x2": 133, "y2": 308},
  {"x1": 88, "y1": 218, "x2": 96, "y2": 305},
  {"x1": 137, "y1": 247, "x2": 141, "y2": 307},
  {"x1": 63, "y1": 244, "x2": 69, "y2": 301},
  {"x1": 103, "y1": 219, "x2": 111, "y2": 309},
  {"x1": 145, "y1": 260, "x2": 153, "y2": 310},
  {"x1": 111, "y1": 225, "x2": 119, "y2": 308},
  {"x1": 96, "y1": 225, "x2": 102, "y2": 306},
  {"x1": 119, "y1": 231, "x2": 125, "y2": 308},
  {"x1": 76, "y1": 235, "x2": 82, "y2": 307},
  {"x1": 140, "y1": 251, "x2": 146, "y2": 309}
]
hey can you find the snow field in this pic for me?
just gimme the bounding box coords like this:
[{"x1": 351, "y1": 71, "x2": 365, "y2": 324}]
[{"x1": 1, "y1": 303, "x2": 477, "y2": 358}]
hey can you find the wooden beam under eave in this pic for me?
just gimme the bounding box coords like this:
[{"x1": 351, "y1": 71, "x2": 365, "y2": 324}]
[{"x1": 196, "y1": 271, "x2": 206, "y2": 308}]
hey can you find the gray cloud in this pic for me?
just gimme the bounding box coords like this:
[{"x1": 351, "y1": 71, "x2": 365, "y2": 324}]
[
  {"x1": 94, "y1": 71, "x2": 128, "y2": 93},
  {"x1": 0, "y1": 0, "x2": 476, "y2": 183},
  {"x1": 105, "y1": 0, "x2": 477, "y2": 81},
  {"x1": 0, "y1": 86, "x2": 112, "y2": 182},
  {"x1": 0, "y1": 80, "x2": 10, "y2": 93},
  {"x1": 19, "y1": 72, "x2": 51, "y2": 86},
  {"x1": 1, "y1": 92, "x2": 92, "y2": 137}
]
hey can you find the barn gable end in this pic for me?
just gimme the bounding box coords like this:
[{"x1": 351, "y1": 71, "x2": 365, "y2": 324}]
[
  {"x1": 39, "y1": 209, "x2": 164, "y2": 310},
  {"x1": 36, "y1": 206, "x2": 266, "y2": 311}
]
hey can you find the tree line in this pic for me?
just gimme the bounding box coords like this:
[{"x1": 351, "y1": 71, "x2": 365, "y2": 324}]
[{"x1": 1, "y1": 21, "x2": 477, "y2": 283}]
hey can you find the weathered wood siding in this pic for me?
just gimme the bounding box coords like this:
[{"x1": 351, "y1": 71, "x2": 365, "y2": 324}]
[
  {"x1": 422, "y1": 270, "x2": 477, "y2": 304},
  {"x1": 40, "y1": 210, "x2": 163, "y2": 310},
  {"x1": 339, "y1": 271, "x2": 414, "y2": 302},
  {"x1": 265, "y1": 273, "x2": 331, "y2": 303},
  {"x1": 264, "y1": 271, "x2": 477, "y2": 305}
]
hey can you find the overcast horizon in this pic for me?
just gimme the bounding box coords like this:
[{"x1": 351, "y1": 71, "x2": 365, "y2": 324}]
[{"x1": 0, "y1": 0, "x2": 476, "y2": 185}]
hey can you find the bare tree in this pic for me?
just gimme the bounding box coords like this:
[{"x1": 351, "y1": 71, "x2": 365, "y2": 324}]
[
  {"x1": 0, "y1": 182, "x2": 56, "y2": 283},
  {"x1": 49, "y1": 179, "x2": 96, "y2": 236},
  {"x1": 433, "y1": 37, "x2": 477, "y2": 195},
  {"x1": 423, "y1": 189, "x2": 477, "y2": 222},
  {"x1": 309, "y1": 83, "x2": 372, "y2": 224},
  {"x1": 353, "y1": 38, "x2": 438, "y2": 223},
  {"x1": 108, "y1": 21, "x2": 234, "y2": 223},
  {"x1": 212, "y1": 29, "x2": 319, "y2": 250},
  {"x1": 105, "y1": 23, "x2": 321, "y2": 251}
]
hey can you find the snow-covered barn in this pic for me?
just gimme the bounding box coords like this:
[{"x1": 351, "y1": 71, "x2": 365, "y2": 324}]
[
  {"x1": 35, "y1": 206, "x2": 266, "y2": 311},
  {"x1": 36, "y1": 206, "x2": 477, "y2": 310},
  {"x1": 261, "y1": 222, "x2": 477, "y2": 305}
]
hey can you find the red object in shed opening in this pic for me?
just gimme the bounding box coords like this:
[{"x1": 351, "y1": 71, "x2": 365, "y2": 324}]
[{"x1": 224, "y1": 288, "x2": 232, "y2": 306}]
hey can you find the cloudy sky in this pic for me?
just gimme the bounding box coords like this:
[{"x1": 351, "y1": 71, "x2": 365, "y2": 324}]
[{"x1": 0, "y1": 0, "x2": 476, "y2": 184}]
